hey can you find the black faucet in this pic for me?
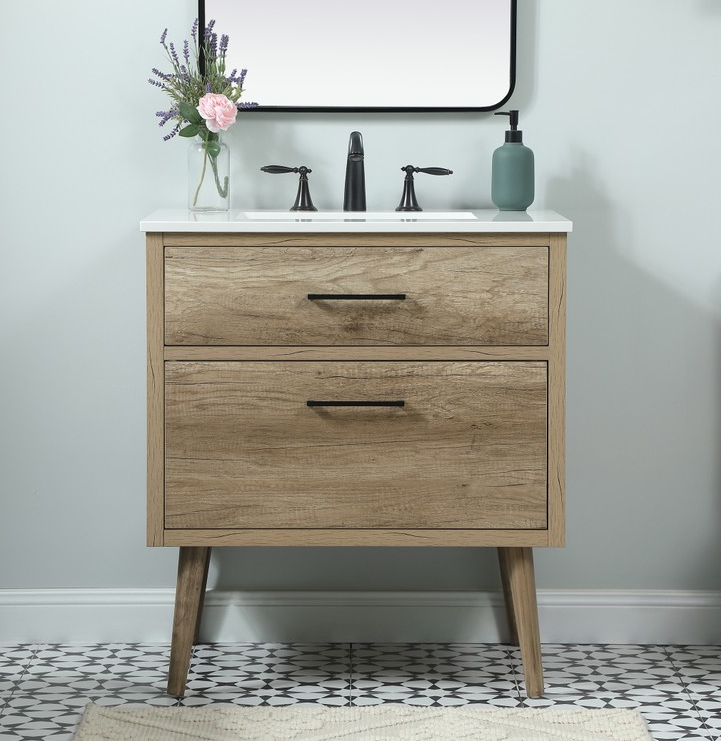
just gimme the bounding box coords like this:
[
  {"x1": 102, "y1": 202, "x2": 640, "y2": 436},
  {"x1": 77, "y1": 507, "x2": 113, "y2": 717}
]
[
  {"x1": 396, "y1": 165, "x2": 454, "y2": 212},
  {"x1": 343, "y1": 131, "x2": 366, "y2": 211},
  {"x1": 260, "y1": 165, "x2": 317, "y2": 211}
]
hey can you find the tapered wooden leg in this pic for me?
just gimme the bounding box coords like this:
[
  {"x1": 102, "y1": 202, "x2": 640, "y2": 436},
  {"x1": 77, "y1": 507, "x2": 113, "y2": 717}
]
[
  {"x1": 193, "y1": 549, "x2": 212, "y2": 644},
  {"x1": 168, "y1": 547, "x2": 211, "y2": 697},
  {"x1": 501, "y1": 547, "x2": 544, "y2": 698},
  {"x1": 497, "y1": 548, "x2": 519, "y2": 645}
]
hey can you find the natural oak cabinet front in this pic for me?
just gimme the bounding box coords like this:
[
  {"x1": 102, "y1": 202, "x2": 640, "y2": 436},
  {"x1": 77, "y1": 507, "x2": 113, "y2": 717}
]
[
  {"x1": 165, "y1": 360, "x2": 547, "y2": 531},
  {"x1": 144, "y1": 218, "x2": 569, "y2": 699},
  {"x1": 164, "y1": 244, "x2": 549, "y2": 346}
]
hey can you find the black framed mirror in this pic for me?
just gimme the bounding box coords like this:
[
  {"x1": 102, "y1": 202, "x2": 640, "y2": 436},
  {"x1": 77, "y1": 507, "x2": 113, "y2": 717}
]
[{"x1": 199, "y1": 0, "x2": 516, "y2": 112}]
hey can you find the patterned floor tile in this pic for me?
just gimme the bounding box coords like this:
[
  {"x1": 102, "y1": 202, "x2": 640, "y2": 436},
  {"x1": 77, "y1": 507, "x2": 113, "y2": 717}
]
[
  {"x1": 668, "y1": 646, "x2": 721, "y2": 695},
  {"x1": 506, "y1": 644, "x2": 713, "y2": 740},
  {"x1": 638, "y1": 701, "x2": 713, "y2": 741},
  {"x1": 512, "y1": 644, "x2": 683, "y2": 698},
  {"x1": 185, "y1": 643, "x2": 351, "y2": 706},
  {"x1": 0, "y1": 694, "x2": 92, "y2": 740},
  {"x1": 0, "y1": 643, "x2": 718, "y2": 740},
  {"x1": 0, "y1": 646, "x2": 37, "y2": 674},
  {"x1": 686, "y1": 694, "x2": 721, "y2": 741},
  {"x1": 15, "y1": 644, "x2": 171, "y2": 698},
  {"x1": 350, "y1": 643, "x2": 521, "y2": 707},
  {"x1": 667, "y1": 646, "x2": 721, "y2": 739},
  {"x1": 0, "y1": 646, "x2": 37, "y2": 700}
]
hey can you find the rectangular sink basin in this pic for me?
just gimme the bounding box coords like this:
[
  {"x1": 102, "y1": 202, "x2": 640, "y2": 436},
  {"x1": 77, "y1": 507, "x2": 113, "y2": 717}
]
[{"x1": 242, "y1": 211, "x2": 478, "y2": 221}]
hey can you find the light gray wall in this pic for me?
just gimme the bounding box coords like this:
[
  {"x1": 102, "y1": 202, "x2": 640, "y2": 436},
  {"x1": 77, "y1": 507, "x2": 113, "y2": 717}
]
[{"x1": 2, "y1": 0, "x2": 720, "y2": 595}]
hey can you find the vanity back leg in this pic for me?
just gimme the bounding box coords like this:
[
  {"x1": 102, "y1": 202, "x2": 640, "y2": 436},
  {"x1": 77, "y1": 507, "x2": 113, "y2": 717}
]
[
  {"x1": 168, "y1": 546, "x2": 212, "y2": 697},
  {"x1": 497, "y1": 547, "x2": 519, "y2": 645},
  {"x1": 193, "y1": 549, "x2": 212, "y2": 644}
]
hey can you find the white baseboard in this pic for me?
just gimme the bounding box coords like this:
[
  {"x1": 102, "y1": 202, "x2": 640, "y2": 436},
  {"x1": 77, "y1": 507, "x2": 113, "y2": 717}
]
[{"x1": 1, "y1": 589, "x2": 720, "y2": 644}]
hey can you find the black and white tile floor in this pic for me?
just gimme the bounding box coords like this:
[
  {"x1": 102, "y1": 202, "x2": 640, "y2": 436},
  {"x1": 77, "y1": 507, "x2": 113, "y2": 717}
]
[{"x1": 0, "y1": 643, "x2": 718, "y2": 740}]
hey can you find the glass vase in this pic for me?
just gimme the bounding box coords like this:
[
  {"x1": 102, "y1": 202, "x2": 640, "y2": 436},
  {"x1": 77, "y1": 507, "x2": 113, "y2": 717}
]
[{"x1": 188, "y1": 133, "x2": 230, "y2": 212}]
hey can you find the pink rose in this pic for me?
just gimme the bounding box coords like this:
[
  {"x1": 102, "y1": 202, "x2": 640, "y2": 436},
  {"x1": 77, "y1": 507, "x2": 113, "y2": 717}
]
[{"x1": 197, "y1": 93, "x2": 237, "y2": 133}]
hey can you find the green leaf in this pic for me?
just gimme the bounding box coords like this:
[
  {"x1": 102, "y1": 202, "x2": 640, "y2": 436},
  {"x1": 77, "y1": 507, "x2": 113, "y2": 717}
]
[
  {"x1": 206, "y1": 141, "x2": 221, "y2": 158},
  {"x1": 178, "y1": 123, "x2": 200, "y2": 137},
  {"x1": 179, "y1": 101, "x2": 202, "y2": 124}
]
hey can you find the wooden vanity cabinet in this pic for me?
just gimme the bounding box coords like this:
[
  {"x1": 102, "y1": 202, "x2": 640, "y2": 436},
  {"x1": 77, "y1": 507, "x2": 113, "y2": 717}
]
[{"x1": 146, "y1": 229, "x2": 567, "y2": 698}]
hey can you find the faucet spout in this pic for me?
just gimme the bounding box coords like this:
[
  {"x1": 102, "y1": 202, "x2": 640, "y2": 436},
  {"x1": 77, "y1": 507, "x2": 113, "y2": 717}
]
[{"x1": 343, "y1": 131, "x2": 366, "y2": 211}]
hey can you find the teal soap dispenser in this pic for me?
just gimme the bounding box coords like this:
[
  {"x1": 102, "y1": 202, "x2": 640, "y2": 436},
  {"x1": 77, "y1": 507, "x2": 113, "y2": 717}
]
[{"x1": 491, "y1": 110, "x2": 535, "y2": 211}]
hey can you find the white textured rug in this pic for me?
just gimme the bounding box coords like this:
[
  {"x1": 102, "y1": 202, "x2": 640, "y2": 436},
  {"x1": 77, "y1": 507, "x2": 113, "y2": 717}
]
[{"x1": 75, "y1": 703, "x2": 652, "y2": 740}]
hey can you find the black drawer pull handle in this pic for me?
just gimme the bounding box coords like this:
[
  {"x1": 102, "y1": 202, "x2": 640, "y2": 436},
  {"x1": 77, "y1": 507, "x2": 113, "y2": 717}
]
[
  {"x1": 307, "y1": 293, "x2": 406, "y2": 301},
  {"x1": 307, "y1": 400, "x2": 405, "y2": 407}
]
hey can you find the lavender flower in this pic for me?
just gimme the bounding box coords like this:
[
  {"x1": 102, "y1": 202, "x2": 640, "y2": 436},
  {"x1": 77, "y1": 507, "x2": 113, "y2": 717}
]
[
  {"x1": 226, "y1": 68, "x2": 246, "y2": 86},
  {"x1": 163, "y1": 122, "x2": 181, "y2": 141},
  {"x1": 183, "y1": 39, "x2": 190, "y2": 64},
  {"x1": 160, "y1": 28, "x2": 168, "y2": 45},
  {"x1": 169, "y1": 41, "x2": 179, "y2": 66},
  {"x1": 156, "y1": 109, "x2": 178, "y2": 127},
  {"x1": 191, "y1": 18, "x2": 198, "y2": 42},
  {"x1": 219, "y1": 34, "x2": 229, "y2": 56}
]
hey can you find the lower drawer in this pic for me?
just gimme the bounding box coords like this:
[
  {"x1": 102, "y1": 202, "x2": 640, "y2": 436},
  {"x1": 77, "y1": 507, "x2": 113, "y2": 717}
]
[{"x1": 164, "y1": 361, "x2": 547, "y2": 530}]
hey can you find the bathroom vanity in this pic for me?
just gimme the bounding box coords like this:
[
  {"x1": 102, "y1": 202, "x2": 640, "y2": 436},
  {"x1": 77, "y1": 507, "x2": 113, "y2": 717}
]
[{"x1": 141, "y1": 208, "x2": 572, "y2": 698}]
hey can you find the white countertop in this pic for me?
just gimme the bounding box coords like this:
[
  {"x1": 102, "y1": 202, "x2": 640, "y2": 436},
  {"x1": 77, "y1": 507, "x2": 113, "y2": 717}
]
[{"x1": 140, "y1": 209, "x2": 572, "y2": 233}]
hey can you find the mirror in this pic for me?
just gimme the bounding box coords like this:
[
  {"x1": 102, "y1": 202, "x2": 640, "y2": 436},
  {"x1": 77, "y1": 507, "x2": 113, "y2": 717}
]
[{"x1": 199, "y1": 0, "x2": 516, "y2": 111}]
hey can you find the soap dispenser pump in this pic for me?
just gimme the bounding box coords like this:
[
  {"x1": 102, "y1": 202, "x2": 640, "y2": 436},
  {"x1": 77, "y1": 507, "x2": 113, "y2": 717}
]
[{"x1": 491, "y1": 110, "x2": 535, "y2": 211}]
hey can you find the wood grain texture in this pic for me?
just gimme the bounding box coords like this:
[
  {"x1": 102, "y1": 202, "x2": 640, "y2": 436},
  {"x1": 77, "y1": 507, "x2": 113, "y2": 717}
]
[
  {"x1": 193, "y1": 549, "x2": 212, "y2": 644},
  {"x1": 162, "y1": 528, "x2": 552, "y2": 547},
  {"x1": 497, "y1": 547, "x2": 519, "y2": 645},
  {"x1": 547, "y1": 234, "x2": 567, "y2": 546},
  {"x1": 164, "y1": 360, "x2": 547, "y2": 530},
  {"x1": 502, "y1": 547, "x2": 544, "y2": 697},
  {"x1": 167, "y1": 547, "x2": 210, "y2": 696},
  {"x1": 163, "y1": 232, "x2": 552, "y2": 248},
  {"x1": 148, "y1": 230, "x2": 566, "y2": 548},
  {"x1": 146, "y1": 234, "x2": 165, "y2": 546},
  {"x1": 164, "y1": 245, "x2": 548, "y2": 346},
  {"x1": 164, "y1": 345, "x2": 551, "y2": 362}
]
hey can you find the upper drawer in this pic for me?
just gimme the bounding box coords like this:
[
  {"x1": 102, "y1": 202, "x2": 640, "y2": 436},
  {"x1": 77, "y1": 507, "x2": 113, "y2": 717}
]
[{"x1": 164, "y1": 245, "x2": 548, "y2": 346}]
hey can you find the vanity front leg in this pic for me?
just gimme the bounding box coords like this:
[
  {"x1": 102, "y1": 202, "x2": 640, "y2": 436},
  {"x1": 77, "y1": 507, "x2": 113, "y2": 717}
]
[
  {"x1": 167, "y1": 546, "x2": 211, "y2": 697},
  {"x1": 499, "y1": 546, "x2": 544, "y2": 698}
]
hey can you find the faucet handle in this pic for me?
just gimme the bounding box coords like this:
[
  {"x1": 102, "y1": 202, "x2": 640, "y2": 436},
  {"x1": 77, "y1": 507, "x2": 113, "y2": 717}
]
[
  {"x1": 260, "y1": 165, "x2": 318, "y2": 212},
  {"x1": 261, "y1": 165, "x2": 299, "y2": 174},
  {"x1": 396, "y1": 165, "x2": 454, "y2": 212},
  {"x1": 416, "y1": 167, "x2": 454, "y2": 176}
]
